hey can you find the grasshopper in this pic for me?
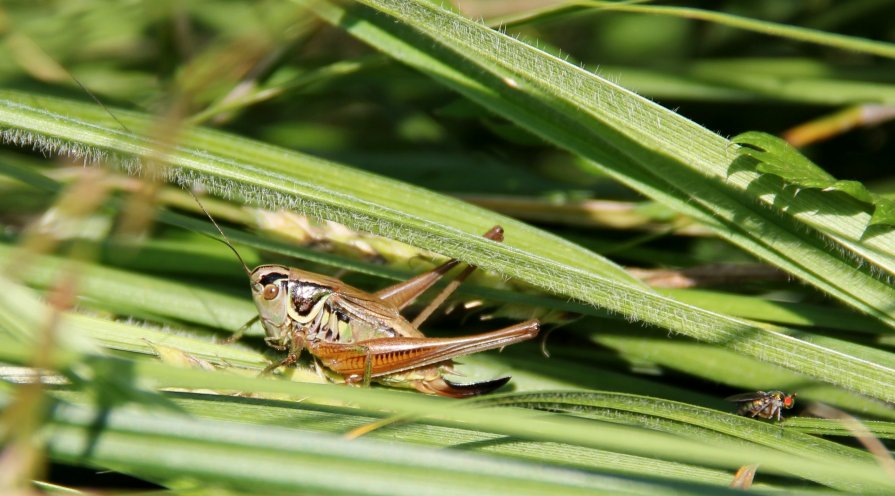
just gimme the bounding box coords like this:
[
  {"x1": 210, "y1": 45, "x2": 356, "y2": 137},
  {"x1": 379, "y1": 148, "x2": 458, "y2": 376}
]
[{"x1": 205, "y1": 209, "x2": 540, "y2": 397}]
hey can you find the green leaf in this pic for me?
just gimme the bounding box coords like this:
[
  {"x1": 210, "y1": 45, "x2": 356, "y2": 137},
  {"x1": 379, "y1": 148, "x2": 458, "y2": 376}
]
[
  {"x1": 481, "y1": 391, "x2": 894, "y2": 492},
  {"x1": 271, "y1": 0, "x2": 895, "y2": 399},
  {"x1": 735, "y1": 131, "x2": 895, "y2": 227},
  {"x1": 1, "y1": 332, "x2": 891, "y2": 493},
  {"x1": 871, "y1": 198, "x2": 895, "y2": 227},
  {"x1": 38, "y1": 398, "x2": 682, "y2": 496},
  {"x1": 0, "y1": 272, "x2": 891, "y2": 492}
]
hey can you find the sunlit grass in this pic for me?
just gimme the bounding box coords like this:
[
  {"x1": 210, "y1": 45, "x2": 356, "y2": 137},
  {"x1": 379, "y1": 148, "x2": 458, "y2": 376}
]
[{"x1": 1, "y1": 1, "x2": 894, "y2": 494}]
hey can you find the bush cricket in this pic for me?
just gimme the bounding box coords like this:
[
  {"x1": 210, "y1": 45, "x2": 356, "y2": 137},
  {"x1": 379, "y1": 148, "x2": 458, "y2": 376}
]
[{"x1": 201, "y1": 206, "x2": 540, "y2": 397}]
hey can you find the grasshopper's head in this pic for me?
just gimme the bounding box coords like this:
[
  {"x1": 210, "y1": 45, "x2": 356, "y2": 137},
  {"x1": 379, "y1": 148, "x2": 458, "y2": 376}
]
[
  {"x1": 186, "y1": 195, "x2": 294, "y2": 339},
  {"x1": 250, "y1": 265, "x2": 335, "y2": 338},
  {"x1": 250, "y1": 265, "x2": 291, "y2": 334}
]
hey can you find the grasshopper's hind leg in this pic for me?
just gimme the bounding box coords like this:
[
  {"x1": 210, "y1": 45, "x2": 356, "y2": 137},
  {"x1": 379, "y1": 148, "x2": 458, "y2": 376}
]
[
  {"x1": 409, "y1": 319, "x2": 540, "y2": 398},
  {"x1": 315, "y1": 319, "x2": 540, "y2": 397},
  {"x1": 374, "y1": 226, "x2": 504, "y2": 326}
]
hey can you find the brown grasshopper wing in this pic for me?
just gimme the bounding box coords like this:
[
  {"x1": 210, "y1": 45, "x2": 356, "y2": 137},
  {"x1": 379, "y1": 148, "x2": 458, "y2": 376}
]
[{"x1": 329, "y1": 287, "x2": 425, "y2": 338}]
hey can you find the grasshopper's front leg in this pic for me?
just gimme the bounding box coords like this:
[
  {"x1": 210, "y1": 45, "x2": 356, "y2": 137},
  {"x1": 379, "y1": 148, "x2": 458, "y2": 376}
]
[
  {"x1": 261, "y1": 331, "x2": 309, "y2": 376},
  {"x1": 308, "y1": 319, "x2": 539, "y2": 397},
  {"x1": 222, "y1": 315, "x2": 260, "y2": 344}
]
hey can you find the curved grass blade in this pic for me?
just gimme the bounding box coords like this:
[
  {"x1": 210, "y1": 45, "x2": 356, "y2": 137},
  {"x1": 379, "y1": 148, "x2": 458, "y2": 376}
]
[
  {"x1": 495, "y1": 1, "x2": 895, "y2": 59},
  {"x1": 33, "y1": 396, "x2": 746, "y2": 496},
  {"x1": 479, "y1": 391, "x2": 895, "y2": 492}
]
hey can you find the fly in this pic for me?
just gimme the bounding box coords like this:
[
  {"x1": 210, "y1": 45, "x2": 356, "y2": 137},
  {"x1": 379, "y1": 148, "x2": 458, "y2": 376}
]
[{"x1": 725, "y1": 390, "x2": 796, "y2": 421}]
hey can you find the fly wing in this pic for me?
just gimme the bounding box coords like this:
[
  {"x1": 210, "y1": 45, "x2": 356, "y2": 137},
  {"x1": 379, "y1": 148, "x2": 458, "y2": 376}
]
[{"x1": 725, "y1": 391, "x2": 767, "y2": 402}]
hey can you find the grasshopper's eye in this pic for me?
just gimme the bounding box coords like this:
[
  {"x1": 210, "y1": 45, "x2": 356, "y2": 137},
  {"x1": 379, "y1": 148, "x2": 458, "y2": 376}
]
[{"x1": 262, "y1": 284, "x2": 280, "y2": 300}]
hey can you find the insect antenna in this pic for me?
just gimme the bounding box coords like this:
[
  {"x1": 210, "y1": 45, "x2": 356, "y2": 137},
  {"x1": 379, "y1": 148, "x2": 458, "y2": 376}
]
[
  {"x1": 188, "y1": 191, "x2": 253, "y2": 278},
  {"x1": 70, "y1": 75, "x2": 133, "y2": 135},
  {"x1": 66, "y1": 72, "x2": 254, "y2": 278}
]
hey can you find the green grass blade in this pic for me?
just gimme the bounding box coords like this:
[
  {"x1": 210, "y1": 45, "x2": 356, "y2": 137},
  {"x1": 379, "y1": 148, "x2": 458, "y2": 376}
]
[
  {"x1": 480, "y1": 391, "x2": 894, "y2": 492},
  {"x1": 498, "y1": 1, "x2": 895, "y2": 59},
  {"x1": 3, "y1": 2, "x2": 894, "y2": 493},
  {"x1": 38, "y1": 399, "x2": 679, "y2": 496},
  {"x1": 0, "y1": 337, "x2": 889, "y2": 492}
]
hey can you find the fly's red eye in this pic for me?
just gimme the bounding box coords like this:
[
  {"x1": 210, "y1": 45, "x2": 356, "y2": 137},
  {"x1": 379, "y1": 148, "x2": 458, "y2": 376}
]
[
  {"x1": 263, "y1": 284, "x2": 280, "y2": 300},
  {"x1": 783, "y1": 396, "x2": 794, "y2": 407}
]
